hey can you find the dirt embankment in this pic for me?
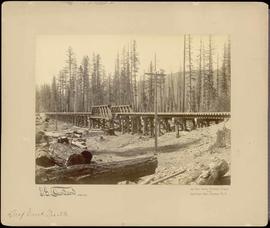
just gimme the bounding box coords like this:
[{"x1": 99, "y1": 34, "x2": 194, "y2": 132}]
[{"x1": 136, "y1": 119, "x2": 231, "y2": 185}]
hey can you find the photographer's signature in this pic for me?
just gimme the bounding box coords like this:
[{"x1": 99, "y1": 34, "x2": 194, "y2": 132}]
[
  {"x1": 39, "y1": 186, "x2": 87, "y2": 197},
  {"x1": 39, "y1": 186, "x2": 76, "y2": 197}
]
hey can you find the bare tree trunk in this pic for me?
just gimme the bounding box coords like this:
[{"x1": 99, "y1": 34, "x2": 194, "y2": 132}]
[
  {"x1": 182, "y1": 35, "x2": 186, "y2": 112},
  {"x1": 188, "y1": 34, "x2": 192, "y2": 112}
]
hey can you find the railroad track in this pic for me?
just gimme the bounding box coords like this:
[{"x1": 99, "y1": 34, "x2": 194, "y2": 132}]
[
  {"x1": 42, "y1": 111, "x2": 231, "y2": 119},
  {"x1": 114, "y1": 112, "x2": 231, "y2": 119}
]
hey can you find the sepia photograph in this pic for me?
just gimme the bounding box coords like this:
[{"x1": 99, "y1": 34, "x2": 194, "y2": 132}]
[
  {"x1": 35, "y1": 35, "x2": 231, "y2": 185},
  {"x1": 2, "y1": 2, "x2": 267, "y2": 226}
]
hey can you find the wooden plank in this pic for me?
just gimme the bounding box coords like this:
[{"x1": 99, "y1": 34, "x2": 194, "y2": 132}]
[{"x1": 150, "y1": 169, "x2": 186, "y2": 185}]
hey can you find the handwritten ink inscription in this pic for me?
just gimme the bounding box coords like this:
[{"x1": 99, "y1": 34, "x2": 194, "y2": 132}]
[
  {"x1": 8, "y1": 208, "x2": 68, "y2": 220},
  {"x1": 39, "y1": 186, "x2": 76, "y2": 197}
]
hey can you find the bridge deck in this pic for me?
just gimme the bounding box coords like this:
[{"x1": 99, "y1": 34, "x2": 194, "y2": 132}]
[
  {"x1": 42, "y1": 112, "x2": 230, "y2": 119},
  {"x1": 115, "y1": 112, "x2": 230, "y2": 118},
  {"x1": 44, "y1": 112, "x2": 93, "y2": 115}
]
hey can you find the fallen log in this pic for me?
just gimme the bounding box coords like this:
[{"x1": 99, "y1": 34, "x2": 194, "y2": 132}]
[
  {"x1": 149, "y1": 169, "x2": 186, "y2": 185},
  {"x1": 139, "y1": 175, "x2": 155, "y2": 185},
  {"x1": 36, "y1": 156, "x2": 158, "y2": 184},
  {"x1": 195, "y1": 158, "x2": 229, "y2": 185},
  {"x1": 178, "y1": 169, "x2": 202, "y2": 185},
  {"x1": 36, "y1": 148, "x2": 67, "y2": 167},
  {"x1": 177, "y1": 158, "x2": 230, "y2": 185},
  {"x1": 45, "y1": 132, "x2": 64, "y2": 138}
]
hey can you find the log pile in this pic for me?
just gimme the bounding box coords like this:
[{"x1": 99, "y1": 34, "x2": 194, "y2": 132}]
[{"x1": 36, "y1": 143, "x2": 82, "y2": 167}]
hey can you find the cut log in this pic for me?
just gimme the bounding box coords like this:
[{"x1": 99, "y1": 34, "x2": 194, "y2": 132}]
[
  {"x1": 36, "y1": 156, "x2": 158, "y2": 184},
  {"x1": 66, "y1": 150, "x2": 93, "y2": 167},
  {"x1": 73, "y1": 129, "x2": 89, "y2": 137},
  {"x1": 73, "y1": 133, "x2": 82, "y2": 138},
  {"x1": 87, "y1": 129, "x2": 104, "y2": 137},
  {"x1": 44, "y1": 132, "x2": 64, "y2": 138},
  {"x1": 57, "y1": 137, "x2": 69, "y2": 144}
]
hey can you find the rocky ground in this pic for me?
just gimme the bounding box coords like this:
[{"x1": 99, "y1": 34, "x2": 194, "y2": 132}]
[{"x1": 36, "y1": 115, "x2": 231, "y2": 185}]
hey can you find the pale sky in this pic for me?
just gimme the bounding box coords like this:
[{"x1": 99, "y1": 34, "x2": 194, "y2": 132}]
[{"x1": 36, "y1": 35, "x2": 228, "y2": 85}]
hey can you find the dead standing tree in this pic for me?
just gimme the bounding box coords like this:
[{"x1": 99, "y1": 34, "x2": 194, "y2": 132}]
[
  {"x1": 196, "y1": 39, "x2": 203, "y2": 112},
  {"x1": 66, "y1": 47, "x2": 77, "y2": 112},
  {"x1": 182, "y1": 34, "x2": 186, "y2": 112}
]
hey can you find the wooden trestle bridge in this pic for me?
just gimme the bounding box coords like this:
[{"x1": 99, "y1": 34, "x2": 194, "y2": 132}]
[{"x1": 42, "y1": 105, "x2": 231, "y2": 137}]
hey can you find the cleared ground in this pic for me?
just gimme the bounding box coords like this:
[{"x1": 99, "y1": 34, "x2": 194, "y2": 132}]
[{"x1": 36, "y1": 116, "x2": 231, "y2": 185}]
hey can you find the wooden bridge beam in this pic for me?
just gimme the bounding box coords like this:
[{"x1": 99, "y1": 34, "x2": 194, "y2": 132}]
[
  {"x1": 41, "y1": 110, "x2": 230, "y2": 137},
  {"x1": 142, "y1": 117, "x2": 148, "y2": 135},
  {"x1": 150, "y1": 118, "x2": 154, "y2": 137}
]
